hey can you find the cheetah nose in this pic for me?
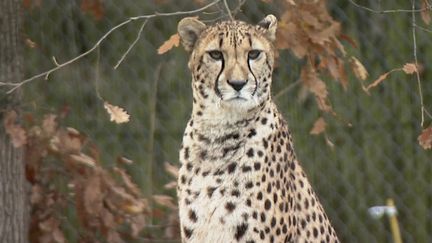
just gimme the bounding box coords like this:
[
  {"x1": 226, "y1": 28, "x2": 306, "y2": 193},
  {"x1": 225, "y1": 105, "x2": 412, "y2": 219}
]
[{"x1": 227, "y1": 80, "x2": 247, "y2": 92}]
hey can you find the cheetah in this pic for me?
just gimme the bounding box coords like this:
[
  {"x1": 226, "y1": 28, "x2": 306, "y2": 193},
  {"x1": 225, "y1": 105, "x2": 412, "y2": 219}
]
[{"x1": 176, "y1": 15, "x2": 340, "y2": 243}]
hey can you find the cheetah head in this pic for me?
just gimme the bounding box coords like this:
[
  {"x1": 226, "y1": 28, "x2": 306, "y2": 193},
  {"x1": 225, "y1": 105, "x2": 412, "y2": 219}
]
[{"x1": 178, "y1": 15, "x2": 277, "y2": 118}]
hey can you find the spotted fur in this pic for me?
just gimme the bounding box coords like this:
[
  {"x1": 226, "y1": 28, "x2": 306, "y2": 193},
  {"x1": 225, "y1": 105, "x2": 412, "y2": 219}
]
[{"x1": 177, "y1": 15, "x2": 340, "y2": 243}]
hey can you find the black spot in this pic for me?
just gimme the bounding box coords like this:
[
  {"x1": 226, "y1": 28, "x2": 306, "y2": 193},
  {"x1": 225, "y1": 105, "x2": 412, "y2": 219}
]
[
  {"x1": 202, "y1": 171, "x2": 210, "y2": 177},
  {"x1": 246, "y1": 148, "x2": 254, "y2": 157},
  {"x1": 260, "y1": 231, "x2": 265, "y2": 240},
  {"x1": 264, "y1": 199, "x2": 271, "y2": 210},
  {"x1": 194, "y1": 167, "x2": 201, "y2": 175},
  {"x1": 199, "y1": 150, "x2": 207, "y2": 160},
  {"x1": 276, "y1": 145, "x2": 281, "y2": 153},
  {"x1": 180, "y1": 175, "x2": 186, "y2": 184},
  {"x1": 257, "y1": 192, "x2": 263, "y2": 200},
  {"x1": 261, "y1": 118, "x2": 267, "y2": 125},
  {"x1": 235, "y1": 223, "x2": 248, "y2": 240},
  {"x1": 254, "y1": 162, "x2": 261, "y2": 170},
  {"x1": 186, "y1": 163, "x2": 193, "y2": 171},
  {"x1": 267, "y1": 183, "x2": 272, "y2": 193},
  {"x1": 207, "y1": 187, "x2": 216, "y2": 197},
  {"x1": 263, "y1": 139, "x2": 268, "y2": 148},
  {"x1": 248, "y1": 129, "x2": 256, "y2": 138},
  {"x1": 231, "y1": 189, "x2": 240, "y2": 197},
  {"x1": 242, "y1": 166, "x2": 252, "y2": 172},
  {"x1": 225, "y1": 202, "x2": 236, "y2": 213},
  {"x1": 257, "y1": 150, "x2": 264, "y2": 157},
  {"x1": 242, "y1": 213, "x2": 249, "y2": 221},
  {"x1": 184, "y1": 147, "x2": 189, "y2": 159},
  {"x1": 245, "y1": 181, "x2": 253, "y2": 189},
  {"x1": 213, "y1": 169, "x2": 224, "y2": 176},
  {"x1": 189, "y1": 209, "x2": 197, "y2": 222},
  {"x1": 183, "y1": 227, "x2": 193, "y2": 239},
  {"x1": 260, "y1": 212, "x2": 266, "y2": 222},
  {"x1": 246, "y1": 199, "x2": 252, "y2": 207},
  {"x1": 271, "y1": 217, "x2": 276, "y2": 227},
  {"x1": 313, "y1": 227, "x2": 318, "y2": 237},
  {"x1": 227, "y1": 162, "x2": 237, "y2": 173}
]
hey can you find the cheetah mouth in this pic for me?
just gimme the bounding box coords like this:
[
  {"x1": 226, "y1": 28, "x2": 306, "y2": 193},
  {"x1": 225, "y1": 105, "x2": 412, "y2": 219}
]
[{"x1": 225, "y1": 96, "x2": 248, "y2": 101}]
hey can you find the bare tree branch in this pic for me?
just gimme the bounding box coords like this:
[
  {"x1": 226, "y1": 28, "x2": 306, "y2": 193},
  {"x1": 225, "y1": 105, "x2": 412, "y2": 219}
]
[
  {"x1": 348, "y1": 0, "x2": 431, "y2": 13},
  {"x1": 223, "y1": 0, "x2": 234, "y2": 20},
  {"x1": 411, "y1": 0, "x2": 426, "y2": 127},
  {"x1": 114, "y1": 19, "x2": 149, "y2": 69},
  {"x1": 414, "y1": 24, "x2": 432, "y2": 33},
  {"x1": 0, "y1": 0, "x2": 221, "y2": 94}
]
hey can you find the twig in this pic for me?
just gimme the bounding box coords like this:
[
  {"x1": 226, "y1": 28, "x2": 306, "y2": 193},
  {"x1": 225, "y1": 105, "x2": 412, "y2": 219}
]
[
  {"x1": 411, "y1": 0, "x2": 426, "y2": 127},
  {"x1": 414, "y1": 24, "x2": 432, "y2": 33},
  {"x1": 231, "y1": 0, "x2": 247, "y2": 17},
  {"x1": 274, "y1": 80, "x2": 301, "y2": 100},
  {"x1": 348, "y1": 0, "x2": 431, "y2": 13},
  {"x1": 1, "y1": 0, "x2": 221, "y2": 94},
  {"x1": 114, "y1": 19, "x2": 149, "y2": 69},
  {"x1": 95, "y1": 47, "x2": 103, "y2": 100},
  {"x1": 223, "y1": 0, "x2": 234, "y2": 20}
]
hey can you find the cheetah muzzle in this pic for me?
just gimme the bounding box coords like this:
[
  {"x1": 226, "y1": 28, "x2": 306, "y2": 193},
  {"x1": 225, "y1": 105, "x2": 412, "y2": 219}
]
[{"x1": 177, "y1": 15, "x2": 340, "y2": 243}]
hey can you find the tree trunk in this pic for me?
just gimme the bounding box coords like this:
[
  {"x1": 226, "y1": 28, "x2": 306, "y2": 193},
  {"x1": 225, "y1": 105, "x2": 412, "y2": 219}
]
[{"x1": 0, "y1": 0, "x2": 29, "y2": 242}]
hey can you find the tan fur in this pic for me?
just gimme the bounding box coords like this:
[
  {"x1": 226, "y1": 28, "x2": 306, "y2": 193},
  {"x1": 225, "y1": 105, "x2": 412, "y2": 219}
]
[{"x1": 177, "y1": 15, "x2": 340, "y2": 243}]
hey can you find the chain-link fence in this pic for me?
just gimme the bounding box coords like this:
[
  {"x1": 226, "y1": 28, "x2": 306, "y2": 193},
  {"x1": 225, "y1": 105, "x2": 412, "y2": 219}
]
[{"x1": 21, "y1": 0, "x2": 431, "y2": 242}]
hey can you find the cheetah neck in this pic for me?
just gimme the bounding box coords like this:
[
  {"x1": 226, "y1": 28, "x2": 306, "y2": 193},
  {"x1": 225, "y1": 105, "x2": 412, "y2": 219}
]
[
  {"x1": 183, "y1": 100, "x2": 282, "y2": 166},
  {"x1": 190, "y1": 97, "x2": 273, "y2": 131}
]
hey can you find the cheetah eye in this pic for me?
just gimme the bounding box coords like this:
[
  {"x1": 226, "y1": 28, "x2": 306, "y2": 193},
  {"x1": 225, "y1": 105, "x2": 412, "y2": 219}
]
[
  {"x1": 208, "y1": 50, "x2": 223, "y2": 60},
  {"x1": 248, "y1": 50, "x2": 262, "y2": 60}
]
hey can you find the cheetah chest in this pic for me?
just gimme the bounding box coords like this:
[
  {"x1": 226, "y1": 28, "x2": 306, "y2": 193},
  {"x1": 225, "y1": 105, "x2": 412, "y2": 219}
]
[{"x1": 178, "y1": 126, "x2": 294, "y2": 242}]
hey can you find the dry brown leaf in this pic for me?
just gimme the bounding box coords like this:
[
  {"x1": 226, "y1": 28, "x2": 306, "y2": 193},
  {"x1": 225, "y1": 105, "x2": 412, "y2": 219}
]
[
  {"x1": 25, "y1": 38, "x2": 37, "y2": 48},
  {"x1": 123, "y1": 199, "x2": 147, "y2": 214},
  {"x1": 350, "y1": 56, "x2": 369, "y2": 80},
  {"x1": 107, "y1": 230, "x2": 125, "y2": 243},
  {"x1": 52, "y1": 228, "x2": 66, "y2": 243},
  {"x1": 421, "y1": 0, "x2": 431, "y2": 25},
  {"x1": 50, "y1": 129, "x2": 83, "y2": 154},
  {"x1": 152, "y1": 195, "x2": 177, "y2": 209},
  {"x1": 365, "y1": 71, "x2": 391, "y2": 92},
  {"x1": 80, "y1": 0, "x2": 105, "y2": 21},
  {"x1": 30, "y1": 185, "x2": 43, "y2": 204},
  {"x1": 418, "y1": 126, "x2": 432, "y2": 149},
  {"x1": 117, "y1": 156, "x2": 134, "y2": 165},
  {"x1": 114, "y1": 167, "x2": 141, "y2": 197},
  {"x1": 164, "y1": 181, "x2": 177, "y2": 190},
  {"x1": 310, "y1": 117, "x2": 326, "y2": 135},
  {"x1": 69, "y1": 153, "x2": 96, "y2": 167},
  {"x1": 130, "y1": 214, "x2": 146, "y2": 237},
  {"x1": 3, "y1": 110, "x2": 27, "y2": 148},
  {"x1": 42, "y1": 114, "x2": 57, "y2": 136},
  {"x1": 402, "y1": 63, "x2": 418, "y2": 74},
  {"x1": 164, "y1": 162, "x2": 179, "y2": 178},
  {"x1": 83, "y1": 176, "x2": 103, "y2": 214},
  {"x1": 104, "y1": 102, "x2": 130, "y2": 124},
  {"x1": 157, "y1": 33, "x2": 180, "y2": 55},
  {"x1": 325, "y1": 134, "x2": 335, "y2": 149}
]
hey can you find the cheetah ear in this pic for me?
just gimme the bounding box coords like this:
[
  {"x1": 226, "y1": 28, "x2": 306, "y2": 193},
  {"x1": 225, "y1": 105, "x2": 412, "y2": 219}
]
[
  {"x1": 257, "y1": 14, "x2": 278, "y2": 42},
  {"x1": 178, "y1": 17, "x2": 206, "y2": 52}
]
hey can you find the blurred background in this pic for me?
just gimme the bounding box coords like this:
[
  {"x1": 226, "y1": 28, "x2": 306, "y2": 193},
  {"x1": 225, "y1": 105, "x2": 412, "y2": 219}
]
[{"x1": 21, "y1": 0, "x2": 431, "y2": 242}]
